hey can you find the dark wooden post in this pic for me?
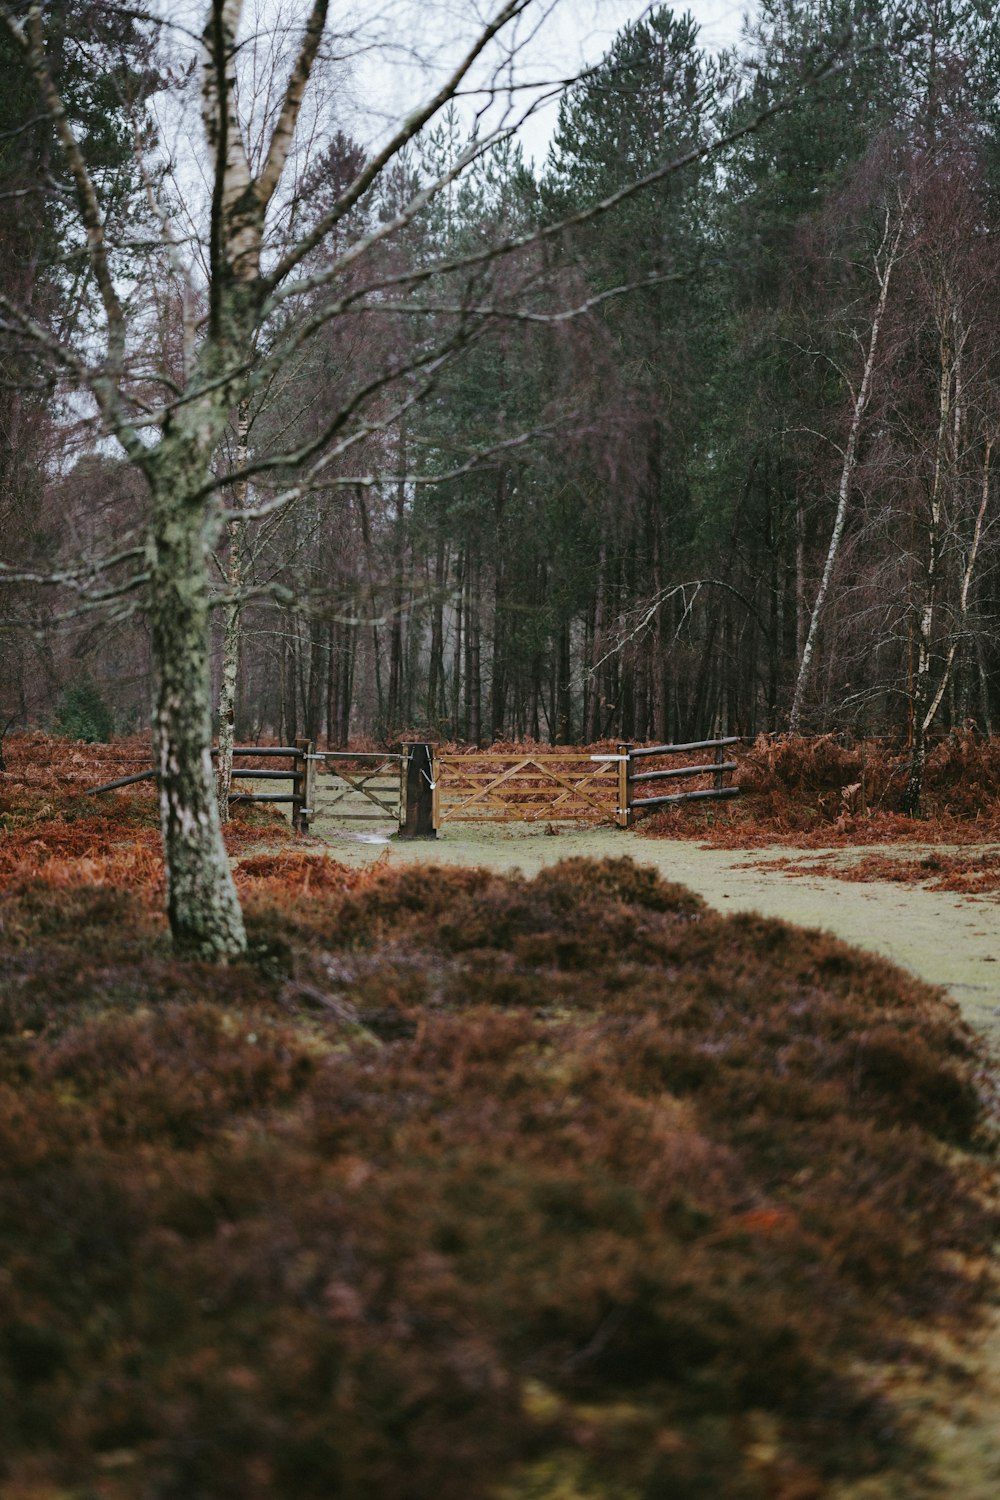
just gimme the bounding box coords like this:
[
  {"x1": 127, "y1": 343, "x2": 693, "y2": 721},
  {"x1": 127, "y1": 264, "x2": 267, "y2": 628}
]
[
  {"x1": 399, "y1": 741, "x2": 436, "y2": 839},
  {"x1": 292, "y1": 737, "x2": 313, "y2": 832},
  {"x1": 714, "y1": 739, "x2": 725, "y2": 794},
  {"x1": 617, "y1": 743, "x2": 633, "y2": 829}
]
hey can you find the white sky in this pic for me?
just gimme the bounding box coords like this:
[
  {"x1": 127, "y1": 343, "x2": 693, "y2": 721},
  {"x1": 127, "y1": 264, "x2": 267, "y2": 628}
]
[
  {"x1": 150, "y1": 1, "x2": 753, "y2": 234},
  {"x1": 341, "y1": 0, "x2": 753, "y2": 171},
  {"x1": 512, "y1": 1, "x2": 752, "y2": 163}
]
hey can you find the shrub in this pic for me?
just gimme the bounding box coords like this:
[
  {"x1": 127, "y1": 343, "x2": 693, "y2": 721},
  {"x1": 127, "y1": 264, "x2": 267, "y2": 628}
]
[
  {"x1": 0, "y1": 844, "x2": 992, "y2": 1498},
  {"x1": 52, "y1": 678, "x2": 115, "y2": 743}
]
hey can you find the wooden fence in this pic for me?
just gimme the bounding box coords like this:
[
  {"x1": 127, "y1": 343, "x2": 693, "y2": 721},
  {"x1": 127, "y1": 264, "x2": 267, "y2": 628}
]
[
  {"x1": 88, "y1": 742, "x2": 314, "y2": 831},
  {"x1": 402, "y1": 739, "x2": 741, "y2": 832},
  {"x1": 87, "y1": 737, "x2": 740, "y2": 834},
  {"x1": 433, "y1": 750, "x2": 620, "y2": 826},
  {"x1": 623, "y1": 737, "x2": 741, "y2": 824}
]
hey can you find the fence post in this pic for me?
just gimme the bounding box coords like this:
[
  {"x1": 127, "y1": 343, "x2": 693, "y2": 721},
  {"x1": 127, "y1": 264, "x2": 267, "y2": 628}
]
[
  {"x1": 293, "y1": 737, "x2": 314, "y2": 832},
  {"x1": 714, "y1": 739, "x2": 725, "y2": 794},
  {"x1": 617, "y1": 743, "x2": 633, "y2": 829},
  {"x1": 399, "y1": 741, "x2": 436, "y2": 839}
]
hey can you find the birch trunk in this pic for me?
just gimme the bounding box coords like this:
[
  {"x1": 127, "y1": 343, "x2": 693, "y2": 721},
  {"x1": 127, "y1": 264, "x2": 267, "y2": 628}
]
[
  {"x1": 789, "y1": 210, "x2": 905, "y2": 731},
  {"x1": 902, "y1": 295, "x2": 967, "y2": 816},
  {"x1": 215, "y1": 533, "x2": 243, "y2": 822},
  {"x1": 148, "y1": 446, "x2": 246, "y2": 960},
  {"x1": 216, "y1": 396, "x2": 250, "y2": 822}
]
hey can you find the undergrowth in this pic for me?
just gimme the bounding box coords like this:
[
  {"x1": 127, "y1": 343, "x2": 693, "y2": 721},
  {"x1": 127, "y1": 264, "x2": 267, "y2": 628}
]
[
  {"x1": 642, "y1": 731, "x2": 1000, "y2": 847},
  {"x1": 754, "y1": 846, "x2": 1000, "y2": 899},
  {"x1": 0, "y1": 761, "x2": 995, "y2": 1498}
]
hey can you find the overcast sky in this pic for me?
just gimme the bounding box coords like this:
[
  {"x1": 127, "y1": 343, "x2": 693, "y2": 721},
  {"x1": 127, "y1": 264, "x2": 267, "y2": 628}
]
[
  {"x1": 151, "y1": 1, "x2": 754, "y2": 232},
  {"x1": 515, "y1": 0, "x2": 752, "y2": 163},
  {"x1": 344, "y1": 0, "x2": 753, "y2": 170}
]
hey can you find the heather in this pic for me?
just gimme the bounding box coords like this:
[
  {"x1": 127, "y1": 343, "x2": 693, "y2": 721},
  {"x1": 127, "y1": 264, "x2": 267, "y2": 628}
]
[
  {"x1": 0, "y1": 754, "x2": 995, "y2": 1498},
  {"x1": 643, "y1": 732, "x2": 1000, "y2": 847}
]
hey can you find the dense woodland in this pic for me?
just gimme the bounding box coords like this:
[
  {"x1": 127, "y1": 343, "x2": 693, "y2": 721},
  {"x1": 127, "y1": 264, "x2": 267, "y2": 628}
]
[
  {"x1": 5, "y1": 2, "x2": 1000, "y2": 762},
  {"x1": 3, "y1": 12, "x2": 1000, "y2": 1485}
]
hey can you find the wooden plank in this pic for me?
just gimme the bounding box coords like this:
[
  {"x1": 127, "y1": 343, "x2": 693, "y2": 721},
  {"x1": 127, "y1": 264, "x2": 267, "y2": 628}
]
[
  {"x1": 632, "y1": 786, "x2": 741, "y2": 809},
  {"x1": 319, "y1": 752, "x2": 404, "y2": 763},
  {"x1": 437, "y1": 805, "x2": 615, "y2": 823},
  {"x1": 629, "y1": 737, "x2": 741, "y2": 759},
  {"x1": 630, "y1": 761, "x2": 737, "y2": 784},
  {"x1": 431, "y1": 765, "x2": 615, "y2": 780},
  {"x1": 228, "y1": 746, "x2": 301, "y2": 757},
  {"x1": 618, "y1": 742, "x2": 632, "y2": 828},
  {"x1": 437, "y1": 750, "x2": 605, "y2": 758},
  {"x1": 313, "y1": 812, "x2": 399, "y2": 821},
  {"x1": 317, "y1": 791, "x2": 399, "y2": 817},
  {"x1": 229, "y1": 793, "x2": 302, "y2": 805},
  {"x1": 87, "y1": 768, "x2": 157, "y2": 794}
]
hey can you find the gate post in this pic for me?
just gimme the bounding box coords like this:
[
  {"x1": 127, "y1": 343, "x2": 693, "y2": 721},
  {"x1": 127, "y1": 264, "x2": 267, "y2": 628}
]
[
  {"x1": 617, "y1": 743, "x2": 633, "y2": 829},
  {"x1": 399, "y1": 741, "x2": 436, "y2": 839},
  {"x1": 293, "y1": 738, "x2": 314, "y2": 832}
]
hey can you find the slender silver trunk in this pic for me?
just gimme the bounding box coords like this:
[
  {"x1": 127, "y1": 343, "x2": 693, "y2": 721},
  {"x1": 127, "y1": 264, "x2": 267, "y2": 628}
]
[
  {"x1": 924, "y1": 437, "x2": 992, "y2": 732},
  {"x1": 215, "y1": 541, "x2": 243, "y2": 822},
  {"x1": 789, "y1": 210, "x2": 905, "y2": 731},
  {"x1": 216, "y1": 397, "x2": 250, "y2": 821}
]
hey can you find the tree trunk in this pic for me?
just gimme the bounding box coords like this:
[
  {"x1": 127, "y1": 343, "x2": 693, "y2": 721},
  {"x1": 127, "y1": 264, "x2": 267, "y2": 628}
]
[
  {"x1": 465, "y1": 552, "x2": 481, "y2": 744},
  {"x1": 556, "y1": 622, "x2": 572, "y2": 744},
  {"x1": 340, "y1": 623, "x2": 356, "y2": 747},
  {"x1": 428, "y1": 535, "x2": 445, "y2": 724},
  {"x1": 326, "y1": 619, "x2": 339, "y2": 748},
  {"x1": 215, "y1": 547, "x2": 243, "y2": 822},
  {"x1": 789, "y1": 207, "x2": 905, "y2": 731},
  {"x1": 148, "y1": 459, "x2": 246, "y2": 960},
  {"x1": 215, "y1": 394, "x2": 250, "y2": 822}
]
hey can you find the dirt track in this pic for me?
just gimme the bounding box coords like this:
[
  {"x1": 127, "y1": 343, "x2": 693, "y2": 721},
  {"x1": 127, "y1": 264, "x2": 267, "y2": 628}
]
[{"x1": 312, "y1": 818, "x2": 1000, "y2": 1045}]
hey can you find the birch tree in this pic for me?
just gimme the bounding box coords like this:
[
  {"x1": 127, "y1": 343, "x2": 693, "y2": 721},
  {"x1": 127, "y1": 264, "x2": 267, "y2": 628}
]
[
  {"x1": 0, "y1": 0, "x2": 808, "y2": 958},
  {"x1": 788, "y1": 186, "x2": 908, "y2": 731}
]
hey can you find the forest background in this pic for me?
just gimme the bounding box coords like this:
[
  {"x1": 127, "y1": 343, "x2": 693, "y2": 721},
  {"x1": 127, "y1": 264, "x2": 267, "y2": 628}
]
[{"x1": 3, "y1": 0, "x2": 1000, "y2": 774}]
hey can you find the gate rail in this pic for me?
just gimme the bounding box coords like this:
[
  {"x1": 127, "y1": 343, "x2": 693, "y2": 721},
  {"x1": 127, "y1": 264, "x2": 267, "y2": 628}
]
[
  {"x1": 623, "y1": 736, "x2": 741, "y2": 823},
  {"x1": 309, "y1": 750, "x2": 403, "y2": 822}
]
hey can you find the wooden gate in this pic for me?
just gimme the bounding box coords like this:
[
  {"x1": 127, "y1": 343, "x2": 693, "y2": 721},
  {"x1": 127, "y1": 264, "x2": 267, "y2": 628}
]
[
  {"x1": 432, "y1": 750, "x2": 623, "y2": 827},
  {"x1": 310, "y1": 751, "x2": 403, "y2": 823}
]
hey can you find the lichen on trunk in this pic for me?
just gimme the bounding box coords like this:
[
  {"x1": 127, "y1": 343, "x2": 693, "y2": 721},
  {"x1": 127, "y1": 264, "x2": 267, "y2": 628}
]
[{"x1": 147, "y1": 445, "x2": 247, "y2": 961}]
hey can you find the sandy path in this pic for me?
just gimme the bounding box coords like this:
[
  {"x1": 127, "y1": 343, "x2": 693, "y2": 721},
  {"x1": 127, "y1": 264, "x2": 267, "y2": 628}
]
[{"x1": 311, "y1": 819, "x2": 1000, "y2": 1044}]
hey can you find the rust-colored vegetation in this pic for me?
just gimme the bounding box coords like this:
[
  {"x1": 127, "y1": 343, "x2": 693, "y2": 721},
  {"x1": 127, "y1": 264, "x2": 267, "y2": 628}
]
[
  {"x1": 757, "y1": 846, "x2": 1000, "y2": 898},
  {"x1": 0, "y1": 734, "x2": 297, "y2": 903},
  {"x1": 642, "y1": 731, "x2": 1000, "y2": 847},
  {"x1": 0, "y1": 737, "x2": 996, "y2": 1498}
]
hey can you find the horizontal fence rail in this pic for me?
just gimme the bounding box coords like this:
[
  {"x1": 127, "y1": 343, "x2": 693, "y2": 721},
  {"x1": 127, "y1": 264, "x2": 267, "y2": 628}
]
[
  {"x1": 625, "y1": 736, "x2": 742, "y2": 822},
  {"x1": 88, "y1": 741, "x2": 314, "y2": 831},
  {"x1": 628, "y1": 736, "x2": 742, "y2": 759}
]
